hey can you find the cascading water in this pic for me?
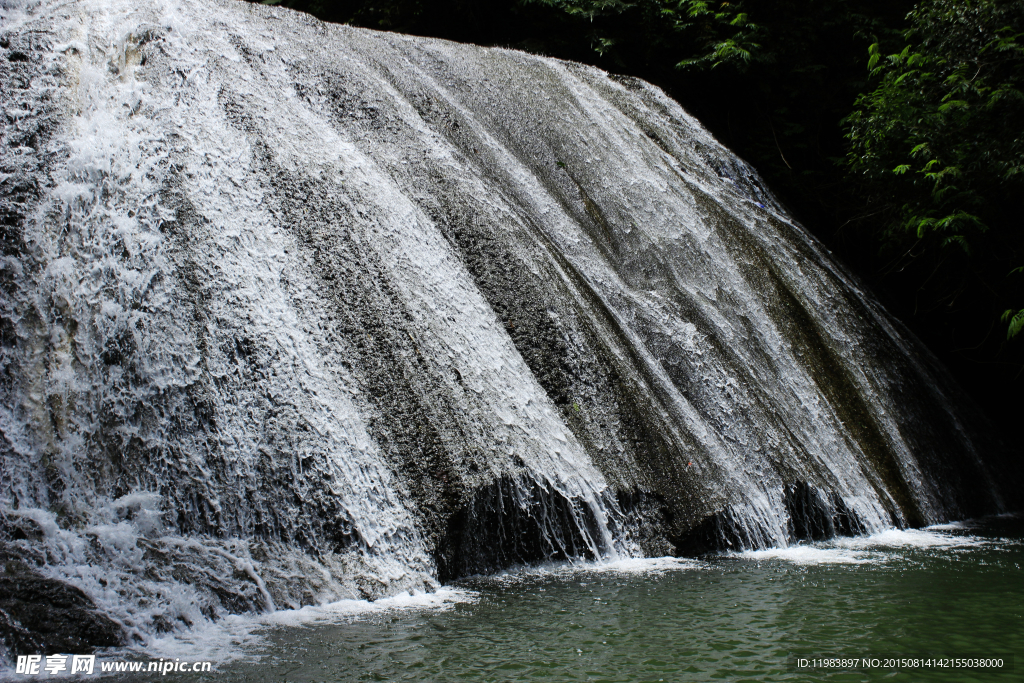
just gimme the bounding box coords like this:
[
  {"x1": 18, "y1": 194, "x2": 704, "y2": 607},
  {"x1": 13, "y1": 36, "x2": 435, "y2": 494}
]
[{"x1": 0, "y1": 0, "x2": 1017, "y2": 656}]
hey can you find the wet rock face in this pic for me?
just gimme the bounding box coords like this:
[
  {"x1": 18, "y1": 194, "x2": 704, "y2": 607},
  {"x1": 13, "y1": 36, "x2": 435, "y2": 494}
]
[
  {"x1": 0, "y1": 0, "x2": 1018, "y2": 651},
  {"x1": 0, "y1": 561, "x2": 124, "y2": 657}
]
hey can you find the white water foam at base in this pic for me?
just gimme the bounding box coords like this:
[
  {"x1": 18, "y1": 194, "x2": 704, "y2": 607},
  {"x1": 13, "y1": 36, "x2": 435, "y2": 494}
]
[
  {"x1": 467, "y1": 556, "x2": 706, "y2": 588},
  {"x1": 261, "y1": 588, "x2": 477, "y2": 629},
  {"x1": 836, "y1": 527, "x2": 989, "y2": 549},
  {"x1": 736, "y1": 545, "x2": 876, "y2": 565},
  {"x1": 127, "y1": 587, "x2": 477, "y2": 666},
  {"x1": 734, "y1": 525, "x2": 994, "y2": 565}
]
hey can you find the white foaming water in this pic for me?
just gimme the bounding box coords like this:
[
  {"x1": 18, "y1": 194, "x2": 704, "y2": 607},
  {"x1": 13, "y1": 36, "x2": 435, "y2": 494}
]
[
  {"x1": 836, "y1": 527, "x2": 988, "y2": 549},
  {"x1": 587, "y1": 556, "x2": 706, "y2": 574},
  {"x1": 737, "y1": 545, "x2": 875, "y2": 565},
  {"x1": 137, "y1": 587, "x2": 476, "y2": 665},
  {"x1": 261, "y1": 587, "x2": 476, "y2": 628},
  {"x1": 736, "y1": 526, "x2": 992, "y2": 565},
  {"x1": 476, "y1": 555, "x2": 705, "y2": 587}
]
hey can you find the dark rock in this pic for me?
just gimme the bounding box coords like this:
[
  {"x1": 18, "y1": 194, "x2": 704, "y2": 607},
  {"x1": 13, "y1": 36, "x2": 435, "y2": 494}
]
[{"x1": 0, "y1": 561, "x2": 124, "y2": 659}]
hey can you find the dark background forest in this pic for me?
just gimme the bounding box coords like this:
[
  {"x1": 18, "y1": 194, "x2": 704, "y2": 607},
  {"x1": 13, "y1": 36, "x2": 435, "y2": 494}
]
[{"x1": 247, "y1": 0, "x2": 1023, "y2": 431}]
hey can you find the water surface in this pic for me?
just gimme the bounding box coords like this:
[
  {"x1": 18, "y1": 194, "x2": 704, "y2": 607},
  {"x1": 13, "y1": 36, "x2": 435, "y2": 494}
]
[{"x1": 123, "y1": 517, "x2": 1022, "y2": 682}]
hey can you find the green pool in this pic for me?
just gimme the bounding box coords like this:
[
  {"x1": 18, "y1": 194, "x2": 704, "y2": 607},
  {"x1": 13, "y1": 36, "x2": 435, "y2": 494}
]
[{"x1": 118, "y1": 516, "x2": 1022, "y2": 682}]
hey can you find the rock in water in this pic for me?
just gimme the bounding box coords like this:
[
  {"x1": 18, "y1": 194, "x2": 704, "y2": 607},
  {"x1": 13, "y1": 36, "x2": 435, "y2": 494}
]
[
  {"x1": 0, "y1": 554, "x2": 124, "y2": 659},
  {"x1": 0, "y1": 0, "x2": 1017, "y2": 651}
]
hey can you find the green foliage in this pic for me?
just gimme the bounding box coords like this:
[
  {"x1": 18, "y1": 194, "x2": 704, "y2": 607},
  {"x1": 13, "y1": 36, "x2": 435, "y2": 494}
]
[
  {"x1": 845, "y1": 0, "x2": 1024, "y2": 338},
  {"x1": 1003, "y1": 308, "x2": 1024, "y2": 338},
  {"x1": 521, "y1": 1, "x2": 765, "y2": 69}
]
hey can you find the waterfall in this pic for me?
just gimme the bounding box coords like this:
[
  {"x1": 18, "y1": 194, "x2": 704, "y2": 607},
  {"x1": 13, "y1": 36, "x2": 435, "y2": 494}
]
[{"x1": 0, "y1": 0, "x2": 1015, "y2": 650}]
